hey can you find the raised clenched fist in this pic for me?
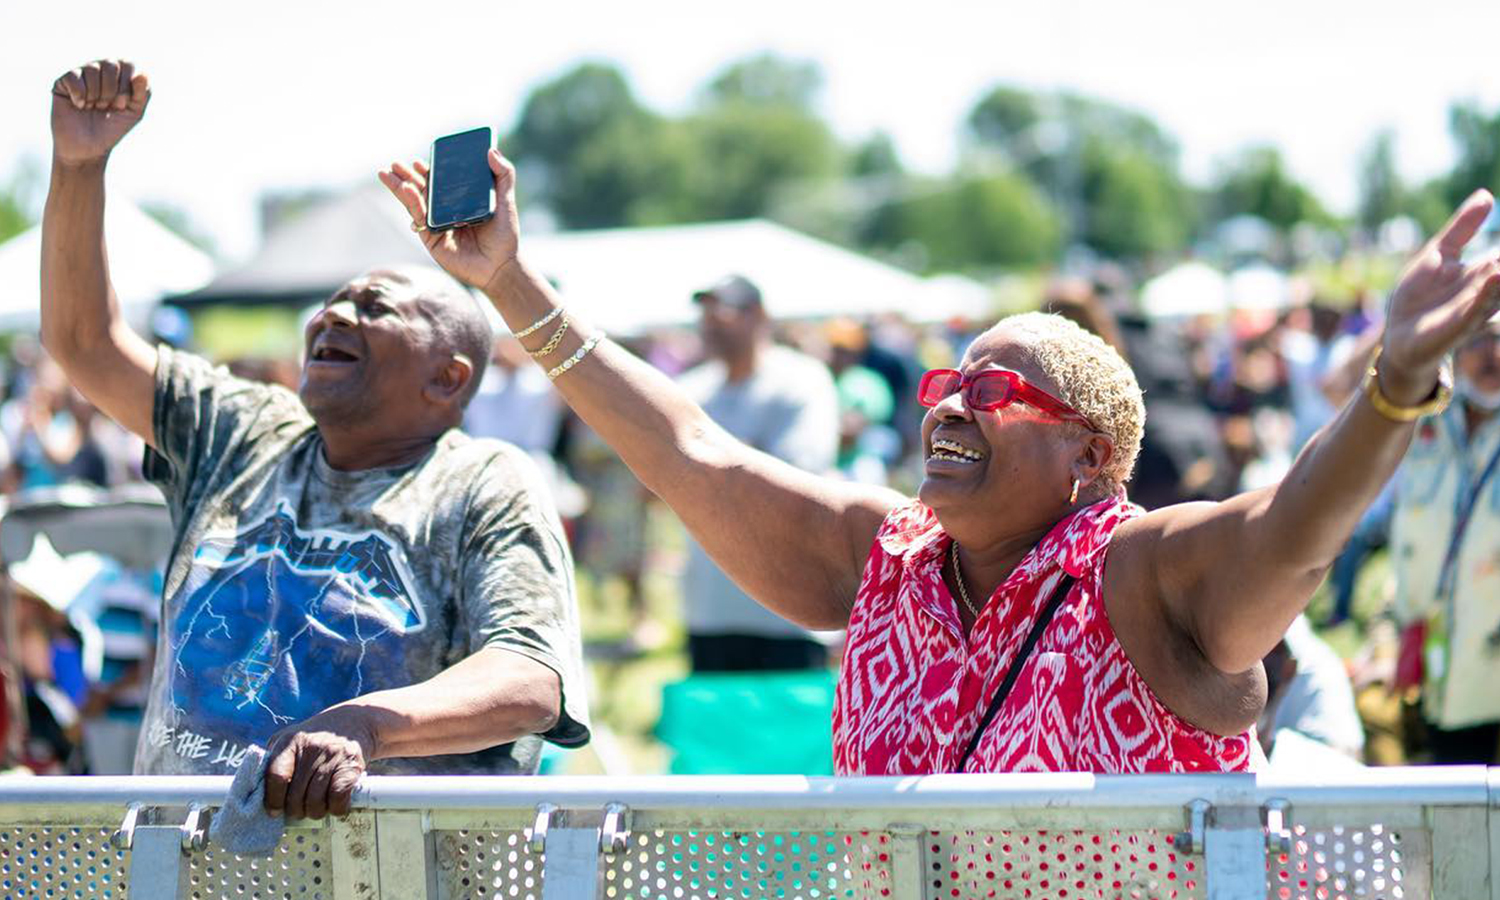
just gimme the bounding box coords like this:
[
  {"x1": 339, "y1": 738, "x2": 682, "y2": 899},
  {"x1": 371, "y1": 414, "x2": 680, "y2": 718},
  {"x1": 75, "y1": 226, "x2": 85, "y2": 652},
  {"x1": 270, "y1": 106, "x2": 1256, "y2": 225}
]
[{"x1": 51, "y1": 59, "x2": 151, "y2": 166}]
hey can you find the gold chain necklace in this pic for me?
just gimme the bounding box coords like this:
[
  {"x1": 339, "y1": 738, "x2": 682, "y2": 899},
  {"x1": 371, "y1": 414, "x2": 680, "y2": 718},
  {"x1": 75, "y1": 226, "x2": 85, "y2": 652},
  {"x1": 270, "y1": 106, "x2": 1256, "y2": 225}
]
[{"x1": 950, "y1": 541, "x2": 982, "y2": 619}]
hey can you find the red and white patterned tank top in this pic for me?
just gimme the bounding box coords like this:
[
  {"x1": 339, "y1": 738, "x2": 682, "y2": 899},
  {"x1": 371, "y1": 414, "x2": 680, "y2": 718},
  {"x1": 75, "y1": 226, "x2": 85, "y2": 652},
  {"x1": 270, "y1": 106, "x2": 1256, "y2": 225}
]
[{"x1": 832, "y1": 494, "x2": 1253, "y2": 774}]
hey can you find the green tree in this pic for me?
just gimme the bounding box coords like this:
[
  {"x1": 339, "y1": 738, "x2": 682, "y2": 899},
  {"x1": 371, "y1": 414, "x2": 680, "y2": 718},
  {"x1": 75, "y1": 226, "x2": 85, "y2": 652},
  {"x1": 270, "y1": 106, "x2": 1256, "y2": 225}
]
[
  {"x1": 1355, "y1": 129, "x2": 1456, "y2": 235},
  {"x1": 0, "y1": 191, "x2": 27, "y2": 244},
  {"x1": 1357, "y1": 130, "x2": 1403, "y2": 232},
  {"x1": 506, "y1": 62, "x2": 674, "y2": 228},
  {"x1": 967, "y1": 87, "x2": 1042, "y2": 154},
  {"x1": 1083, "y1": 143, "x2": 1193, "y2": 258},
  {"x1": 862, "y1": 172, "x2": 1062, "y2": 271},
  {"x1": 1403, "y1": 179, "x2": 1455, "y2": 236},
  {"x1": 506, "y1": 56, "x2": 847, "y2": 229},
  {"x1": 671, "y1": 102, "x2": 843, "y2": 221},
  {"x1": 509, "y1": 62, "x2": 644, "y2": 162},
  {"x1": 0, "y1": 159, "x2": 43, "y2": 244},
  {"x1": 702, "y1": 54, "x2": 821, "y2": 110},
  {"x1": 965, "y1": 86, "x2": 1192, "y2": 259},
  {"x1": 1210, "y1": 146, "x2": 1328, "y2": 230},
  {"x1": 621, "y1": 55, "x2": 847, "y2": 225},
  {"x1": 1444, "y1": 101, "x2": 1500, "y2": 206},
  {"x1": 851, "y1": 132, "x2": 903, "y2": 178},
  {"x1": 969, "y1": 89, "x2": 1179, "y2": 178}
]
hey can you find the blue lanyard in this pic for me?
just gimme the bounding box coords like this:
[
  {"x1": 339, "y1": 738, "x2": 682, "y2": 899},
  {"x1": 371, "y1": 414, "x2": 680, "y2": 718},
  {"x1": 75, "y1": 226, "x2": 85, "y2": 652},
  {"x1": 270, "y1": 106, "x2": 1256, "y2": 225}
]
[{"x1": 1436, "y1": 410, "x2": 1500, "y2": 603}]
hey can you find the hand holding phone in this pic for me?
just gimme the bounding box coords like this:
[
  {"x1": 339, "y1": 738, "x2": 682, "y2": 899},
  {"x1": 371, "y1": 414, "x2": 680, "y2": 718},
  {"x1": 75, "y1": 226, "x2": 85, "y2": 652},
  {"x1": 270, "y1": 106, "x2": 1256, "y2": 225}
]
[
  {"x1": 380, "y1": 138, "x2": 521, "y2": 291},
  {"x1": 426, "y1": 127, "x2": 496, "y2": 231}
]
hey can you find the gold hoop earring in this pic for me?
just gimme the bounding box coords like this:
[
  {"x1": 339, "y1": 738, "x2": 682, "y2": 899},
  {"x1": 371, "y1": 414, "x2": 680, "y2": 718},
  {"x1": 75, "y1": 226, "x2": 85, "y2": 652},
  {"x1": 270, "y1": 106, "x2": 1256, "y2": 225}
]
[{"x1": 1068, "y1": 478, "x2": 1080, "y2": 505}]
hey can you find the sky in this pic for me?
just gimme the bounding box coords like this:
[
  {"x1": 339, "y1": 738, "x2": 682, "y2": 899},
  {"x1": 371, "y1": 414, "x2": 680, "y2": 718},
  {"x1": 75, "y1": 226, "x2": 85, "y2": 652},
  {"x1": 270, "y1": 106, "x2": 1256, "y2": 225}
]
[{"x1": 4, "y1": 0, "x2": 1499, "y2": 261}]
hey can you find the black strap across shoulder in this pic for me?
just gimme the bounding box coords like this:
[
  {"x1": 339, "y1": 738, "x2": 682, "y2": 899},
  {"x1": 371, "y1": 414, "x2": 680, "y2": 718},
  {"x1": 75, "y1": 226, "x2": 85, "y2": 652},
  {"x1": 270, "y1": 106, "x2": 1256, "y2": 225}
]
[{"x1": 954, "y1": 573, "x2": 1076, "y2": 772}]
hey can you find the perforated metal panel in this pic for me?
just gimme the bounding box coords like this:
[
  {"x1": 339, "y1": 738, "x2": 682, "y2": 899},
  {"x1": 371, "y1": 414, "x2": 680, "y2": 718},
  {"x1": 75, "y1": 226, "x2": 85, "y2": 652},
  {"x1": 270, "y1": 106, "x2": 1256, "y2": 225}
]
[
  {"x1": 431, "y1": 828, "x2": 891, "y2": 899},
  {"x1": 1268, "y1": 825, "x2": 1422, "y2": 900},
  {"x1": 0, "y1": 809, "x2": 1448, "y2": 899},
  {"x1": 186, "y1": 828, "x2": 332, "y2": 899},
  {"x1": 842, "y1": 831, "x2": 896, "y2": 898},
  {"x1": 0, "y1": 825, "x2": 128, "y2": 899},
  {"x1": 923, "y1": 830, "x2": 1203, "y2": 900},
  {"x1": 421, "y1": 823, "x2": 1434, "y2": 900},
  {"x1": 602, "y1": 830, "x2": 878, "y2": 900},
  {"x1": 434, "y1": 829, "x2": 543, "y2": 899}
]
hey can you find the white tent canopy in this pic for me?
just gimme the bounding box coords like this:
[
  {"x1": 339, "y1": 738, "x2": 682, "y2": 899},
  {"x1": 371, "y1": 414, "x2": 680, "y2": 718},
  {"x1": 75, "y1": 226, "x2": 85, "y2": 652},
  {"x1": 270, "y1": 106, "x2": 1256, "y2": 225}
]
[
  {"x1": 0, "y1": 201, "x2": 214, "y2": 333},
  {"x1": 521, "y1": 219, "x2": 991, "y2": 334},
  {"x1": 1227, "y1": 263, "x2": 1293, "y2": 311},
  {"x1": 1139, "y1": 261, "x2": 1230, "y2": 319}
]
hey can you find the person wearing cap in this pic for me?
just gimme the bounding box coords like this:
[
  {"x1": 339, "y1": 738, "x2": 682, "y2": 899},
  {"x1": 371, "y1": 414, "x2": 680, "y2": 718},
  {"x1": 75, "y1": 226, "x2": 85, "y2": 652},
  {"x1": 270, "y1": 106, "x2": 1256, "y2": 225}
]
[
  {"x1": 39, "y1": 60, "x2": 589, "y2": 818},
  {"x1": 386, "y1": 112, "x2": 1500, "y2": 774},
  {"x1": 678, "y1": 275, "x2": 839, "y2": 671}
]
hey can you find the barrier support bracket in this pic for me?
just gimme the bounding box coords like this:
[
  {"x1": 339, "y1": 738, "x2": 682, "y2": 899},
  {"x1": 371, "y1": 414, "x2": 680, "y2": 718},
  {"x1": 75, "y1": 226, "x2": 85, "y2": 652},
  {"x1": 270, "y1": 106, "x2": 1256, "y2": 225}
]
[{"x1": 127, "y1": 817, "x2": 190, "y2": 898}]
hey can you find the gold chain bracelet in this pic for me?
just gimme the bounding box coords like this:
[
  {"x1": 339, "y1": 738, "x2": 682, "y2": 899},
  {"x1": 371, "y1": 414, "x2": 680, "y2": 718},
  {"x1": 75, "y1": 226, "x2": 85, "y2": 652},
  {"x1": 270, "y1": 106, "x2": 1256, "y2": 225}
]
[
  {"x1": 513, "y1": 305, "x2": 563, "y2": 339},
  {"x1": 547, "y1": 333, "x2": 604, "y2": 380},
  {"x1": 529, "y1": 317, "x2": 571, "y2": 359}
]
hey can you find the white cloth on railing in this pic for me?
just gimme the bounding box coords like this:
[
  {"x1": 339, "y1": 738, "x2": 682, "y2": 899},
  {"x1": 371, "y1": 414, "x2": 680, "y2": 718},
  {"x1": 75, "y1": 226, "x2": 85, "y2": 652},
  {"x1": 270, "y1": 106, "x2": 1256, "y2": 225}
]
[{"x1": 208, "y1": 745, "x2": 283, "y2": 856}]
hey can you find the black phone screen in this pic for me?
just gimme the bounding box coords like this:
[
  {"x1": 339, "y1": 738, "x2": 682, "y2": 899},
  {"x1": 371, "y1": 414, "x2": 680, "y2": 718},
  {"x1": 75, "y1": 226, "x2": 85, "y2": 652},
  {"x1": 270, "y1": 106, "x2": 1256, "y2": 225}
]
[{"x1": 427, "y1": 127, "x2": 495, "y2": 230}]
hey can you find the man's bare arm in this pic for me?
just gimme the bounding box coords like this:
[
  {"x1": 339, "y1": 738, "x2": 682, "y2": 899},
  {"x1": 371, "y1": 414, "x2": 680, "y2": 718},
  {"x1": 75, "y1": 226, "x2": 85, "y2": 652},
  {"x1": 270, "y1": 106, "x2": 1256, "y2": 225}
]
[
  {"x1": 262, "y1": 646, "x2": 562, "y2": 819},
  {"x1": 40, "y1": 60, "x2": 159, "y2": 446}
]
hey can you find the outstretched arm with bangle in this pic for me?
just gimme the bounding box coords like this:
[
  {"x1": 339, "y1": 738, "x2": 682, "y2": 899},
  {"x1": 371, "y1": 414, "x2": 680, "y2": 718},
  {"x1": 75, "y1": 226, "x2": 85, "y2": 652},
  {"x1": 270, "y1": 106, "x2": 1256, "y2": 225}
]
[
  {"x1": 379, "y1": 153, "x2": 905, "y2": 631},
  {"x1": 1108, "y1": 191, "x2": 1500, "y2": 686}
]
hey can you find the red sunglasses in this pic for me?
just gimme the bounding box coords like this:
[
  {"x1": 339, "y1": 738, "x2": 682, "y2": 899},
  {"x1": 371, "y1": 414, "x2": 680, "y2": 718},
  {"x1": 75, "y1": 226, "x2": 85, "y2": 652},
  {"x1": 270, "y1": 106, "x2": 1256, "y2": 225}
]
[{"x1": 918, "y1": 368, "x2": 1097, "y2": 430}]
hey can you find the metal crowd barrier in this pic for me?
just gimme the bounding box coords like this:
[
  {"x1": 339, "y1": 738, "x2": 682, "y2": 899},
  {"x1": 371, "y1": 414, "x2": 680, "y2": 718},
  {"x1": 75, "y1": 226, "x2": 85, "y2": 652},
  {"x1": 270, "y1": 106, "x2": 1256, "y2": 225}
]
[{"x1": 0, "y1": 768, "x2": 1495, "y2": 899}]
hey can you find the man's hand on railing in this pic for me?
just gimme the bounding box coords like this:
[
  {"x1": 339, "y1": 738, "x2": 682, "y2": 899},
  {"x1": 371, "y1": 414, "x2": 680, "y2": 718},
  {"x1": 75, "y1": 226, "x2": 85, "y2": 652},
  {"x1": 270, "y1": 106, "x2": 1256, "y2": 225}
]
[{"x1": 262, "y1": 707, "x2": 376, "y2": 820}]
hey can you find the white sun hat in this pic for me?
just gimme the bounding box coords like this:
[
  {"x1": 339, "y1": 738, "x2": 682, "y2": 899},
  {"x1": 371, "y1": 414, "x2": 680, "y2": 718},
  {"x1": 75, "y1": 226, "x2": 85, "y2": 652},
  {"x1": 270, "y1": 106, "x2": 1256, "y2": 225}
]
[{"x1": 8, "y1": 534, "x2": 111, "y2": 614}]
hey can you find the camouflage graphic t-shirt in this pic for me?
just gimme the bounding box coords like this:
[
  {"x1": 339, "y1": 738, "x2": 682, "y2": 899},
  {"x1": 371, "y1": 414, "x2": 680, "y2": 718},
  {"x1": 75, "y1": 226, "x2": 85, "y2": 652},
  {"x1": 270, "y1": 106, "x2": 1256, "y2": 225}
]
[{"x1": 135, "y1": 347, "x2": 589, "y2": 775}]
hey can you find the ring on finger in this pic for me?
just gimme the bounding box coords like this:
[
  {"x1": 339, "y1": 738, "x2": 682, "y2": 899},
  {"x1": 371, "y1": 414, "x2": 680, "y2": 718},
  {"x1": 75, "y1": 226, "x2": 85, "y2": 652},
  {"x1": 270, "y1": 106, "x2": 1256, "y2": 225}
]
[{"x1": 410, "y1": 221, "x2": 425, "y2": 233}]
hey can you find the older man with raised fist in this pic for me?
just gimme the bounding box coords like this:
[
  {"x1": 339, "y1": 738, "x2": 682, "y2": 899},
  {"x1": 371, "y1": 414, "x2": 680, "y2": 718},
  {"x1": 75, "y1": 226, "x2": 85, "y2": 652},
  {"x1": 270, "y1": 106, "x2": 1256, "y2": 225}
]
[{"x1": 40, "y1": 60, "x2": 590, "y2": 819}]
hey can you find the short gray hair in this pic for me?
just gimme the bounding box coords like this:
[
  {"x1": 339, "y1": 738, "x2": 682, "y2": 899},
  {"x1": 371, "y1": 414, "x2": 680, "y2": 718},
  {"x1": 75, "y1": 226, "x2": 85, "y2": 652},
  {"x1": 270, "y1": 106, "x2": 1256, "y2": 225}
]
[{"x1": 379, "y1": 265, "x2": 494, "y2": 409}]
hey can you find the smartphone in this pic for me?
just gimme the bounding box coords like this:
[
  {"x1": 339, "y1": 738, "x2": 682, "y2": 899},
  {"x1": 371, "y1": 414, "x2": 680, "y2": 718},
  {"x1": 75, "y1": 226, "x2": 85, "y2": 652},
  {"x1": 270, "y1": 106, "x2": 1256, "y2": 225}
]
[{"x1": 426, "y1": 126, "x2": 496, "y2": 231}]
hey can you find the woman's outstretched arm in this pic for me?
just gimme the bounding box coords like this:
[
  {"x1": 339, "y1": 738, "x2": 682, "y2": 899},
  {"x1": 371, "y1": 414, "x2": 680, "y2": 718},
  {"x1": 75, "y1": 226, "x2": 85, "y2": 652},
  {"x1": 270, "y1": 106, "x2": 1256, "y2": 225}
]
[
  {"x1": 1114, "y1": 190, "x2": 1500, "y2": 676},
  {"x1": 381, "y1": 152, "x2": 904, "y2": 630}
]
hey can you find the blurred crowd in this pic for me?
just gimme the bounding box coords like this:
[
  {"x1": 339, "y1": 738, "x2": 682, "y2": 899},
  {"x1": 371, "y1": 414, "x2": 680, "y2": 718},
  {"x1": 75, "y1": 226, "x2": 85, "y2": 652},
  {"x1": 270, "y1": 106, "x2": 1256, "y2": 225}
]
[{"x1": 3, "y1": 262, "x2": 1498, "y2": 776}]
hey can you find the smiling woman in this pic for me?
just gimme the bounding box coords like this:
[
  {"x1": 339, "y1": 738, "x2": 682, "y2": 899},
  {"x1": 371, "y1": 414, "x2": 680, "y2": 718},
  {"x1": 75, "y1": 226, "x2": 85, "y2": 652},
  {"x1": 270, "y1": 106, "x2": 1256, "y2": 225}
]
[
  {"x1": 381, "y1": 135, "x2": 1500, "y2": 774},
  {"x1": 916, "y1": 312, "x2": 1142, "y2": 495}
]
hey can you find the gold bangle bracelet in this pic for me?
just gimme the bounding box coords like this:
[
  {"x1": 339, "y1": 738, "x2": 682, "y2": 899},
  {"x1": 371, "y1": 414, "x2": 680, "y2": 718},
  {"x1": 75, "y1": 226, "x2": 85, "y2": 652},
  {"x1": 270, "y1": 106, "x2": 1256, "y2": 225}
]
[
  {"x1": 529, "y1": 317, "x2": 571, "y2": 359},
  {"x1": 1360, "y1": 346, "x2": 1452, "y2": 422}
]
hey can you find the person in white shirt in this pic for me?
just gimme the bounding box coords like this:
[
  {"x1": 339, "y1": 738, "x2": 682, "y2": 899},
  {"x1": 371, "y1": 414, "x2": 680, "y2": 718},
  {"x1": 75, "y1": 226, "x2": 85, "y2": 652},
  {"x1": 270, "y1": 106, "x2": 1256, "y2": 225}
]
[{"x1": 1388, "y1": 317, "x2": 1500, "y2": 763}]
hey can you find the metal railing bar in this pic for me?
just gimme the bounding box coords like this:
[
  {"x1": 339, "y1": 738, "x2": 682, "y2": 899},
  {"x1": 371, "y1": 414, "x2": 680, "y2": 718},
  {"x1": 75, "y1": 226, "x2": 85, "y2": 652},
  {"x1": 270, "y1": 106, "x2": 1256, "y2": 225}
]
[{"x1": 0, "y1": 768, "x2": 1489, "y2": 814}]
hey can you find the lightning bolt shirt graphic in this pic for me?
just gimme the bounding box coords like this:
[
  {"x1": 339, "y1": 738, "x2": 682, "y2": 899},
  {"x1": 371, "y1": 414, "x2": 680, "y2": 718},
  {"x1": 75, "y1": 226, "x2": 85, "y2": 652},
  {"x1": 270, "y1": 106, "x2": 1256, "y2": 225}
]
[
  {"x1": 135, "y1": 348, "x2": 590, "y2": 776},
  {"x1": 166, "y1": 505, "x2": 425, "y2": 745}
]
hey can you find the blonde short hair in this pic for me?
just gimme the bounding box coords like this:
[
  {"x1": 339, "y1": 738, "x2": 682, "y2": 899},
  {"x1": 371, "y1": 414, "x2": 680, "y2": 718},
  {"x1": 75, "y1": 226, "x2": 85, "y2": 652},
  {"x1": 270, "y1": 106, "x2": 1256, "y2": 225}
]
[{"x1": 988, "y1": 312, "x2": 1144, "y2": 495}]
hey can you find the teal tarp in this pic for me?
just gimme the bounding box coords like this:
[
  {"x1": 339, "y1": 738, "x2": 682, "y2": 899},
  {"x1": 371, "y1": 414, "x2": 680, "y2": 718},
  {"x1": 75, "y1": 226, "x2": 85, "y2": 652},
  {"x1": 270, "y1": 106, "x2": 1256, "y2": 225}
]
[{"x1": 657, "y1": 670, "x2": 836, "y2": 776}]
